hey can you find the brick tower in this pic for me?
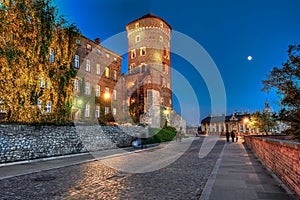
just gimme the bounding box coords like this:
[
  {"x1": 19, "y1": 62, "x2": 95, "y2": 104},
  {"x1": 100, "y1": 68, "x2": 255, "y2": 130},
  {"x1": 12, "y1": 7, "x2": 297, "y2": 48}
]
[{"x1": 124, "y1": 14, "x2": 172, "y2": 127}]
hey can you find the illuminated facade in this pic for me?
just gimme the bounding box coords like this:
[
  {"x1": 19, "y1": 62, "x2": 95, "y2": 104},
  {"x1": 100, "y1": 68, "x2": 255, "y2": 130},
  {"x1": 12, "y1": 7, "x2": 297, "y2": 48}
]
[
  {"x1": 122, "y1": 14, "x2": 173, "y2": 126},
  {"x1": 72, "y1": 36, "x2": 122, "y2": 121}
]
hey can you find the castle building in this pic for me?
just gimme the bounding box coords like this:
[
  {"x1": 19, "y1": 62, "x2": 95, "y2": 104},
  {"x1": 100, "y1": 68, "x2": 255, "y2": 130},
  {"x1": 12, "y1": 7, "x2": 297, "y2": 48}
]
[
  {"x1": 122, "y1": 14, "x2": 173, "y2": 126},
  {"x1": 72, "y1": 36, "x2": 122, "y2": 121}
]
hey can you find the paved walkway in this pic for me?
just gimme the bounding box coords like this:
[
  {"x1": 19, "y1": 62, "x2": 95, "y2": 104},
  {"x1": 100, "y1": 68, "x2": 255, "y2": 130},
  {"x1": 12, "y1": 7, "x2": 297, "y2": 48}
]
[{"x1": 200, "y1": 137, "x2": 298, "y2": 200}]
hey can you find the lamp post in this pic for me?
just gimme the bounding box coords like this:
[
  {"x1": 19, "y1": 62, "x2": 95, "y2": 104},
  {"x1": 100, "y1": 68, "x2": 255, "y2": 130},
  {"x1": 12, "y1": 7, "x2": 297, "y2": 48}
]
[{"x1": 243, "y1": 117, "x2": 249, "y2": 135}]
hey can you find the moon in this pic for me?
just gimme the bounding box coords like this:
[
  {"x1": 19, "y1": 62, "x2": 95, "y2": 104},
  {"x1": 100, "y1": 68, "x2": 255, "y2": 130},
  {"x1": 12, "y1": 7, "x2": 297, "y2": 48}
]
[{"x1": 247, "y1": 56, "x2": 253, "y2": 61}]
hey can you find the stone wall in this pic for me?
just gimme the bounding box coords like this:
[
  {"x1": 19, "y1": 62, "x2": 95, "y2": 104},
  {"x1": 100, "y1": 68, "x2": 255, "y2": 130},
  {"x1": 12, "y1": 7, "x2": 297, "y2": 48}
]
[
  {"x1": 244, "y1": 136, "x2": 300, "y2": 197},
  {"x1": 0, "y1": 125, "x2": 147, "y2": 163}
]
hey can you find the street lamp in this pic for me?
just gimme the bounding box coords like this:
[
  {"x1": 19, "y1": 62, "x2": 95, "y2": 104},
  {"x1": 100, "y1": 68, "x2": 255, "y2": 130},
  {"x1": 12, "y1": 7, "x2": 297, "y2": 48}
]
[
  {"x1": 243, "y1": 117, "x2": 249, "y2": 135},
  {"x1": 104, "y1": 92, "x2": 110, "y2": 100}
]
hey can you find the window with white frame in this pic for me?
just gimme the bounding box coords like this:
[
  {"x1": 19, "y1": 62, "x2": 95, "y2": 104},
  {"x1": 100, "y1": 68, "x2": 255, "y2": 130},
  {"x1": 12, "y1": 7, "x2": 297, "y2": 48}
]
[
  {"x1": 86, "y1": 44, "x2": 92, "y2": 50},
  {"x1": 140, "y1": 47, "x2": 146, "y2": 56},
  {"x1": 105, "y1": 67, "x2": 110, "y2": 78},
  {"x1": 95, "y1": 105, "x2": 100, "y2": 118},
  {"x1": 105, "y1": 107, "x2": 110, "y2": 115},
  {"x1": 86, "y1": 59, "x2": 91, "y2": 72},
  {"x1": 40, "y1": 76, "x2": 45, "y2": 88},
  {"x1": 85, "y1": 104, "x2": 90, "y2": 117},
  {"x1": 113, "y1": 70, "x2": 117, "y2": 80},
  {"x1": 74, "y1": 79, "x2": 79, "y2": 91},
  {"x1": 45, "y1": 102, "x2": 52, "y2": 113},
  {"x1": 113, "y1": 89, "x2": 117, "y2": 101},
  {"x1": 105, "y1": 87, "x2": 109, "y2": 93},
  {"x1": 96, "y1": 64, "x2": 101, "y2": 75},
  {"x1": 37, "y1": 100, "x2": 42, "y2": 110},
  {"x1": 96, "y1": 49, "x2": 102, "y2": 55},
  {"x1": 95, "y1": 85, "x2": 100, "y2": 97},
  {"x1": 85, "y1": 82, "x2": 90, "y2": 95},
  {"x1": 159, "y1": 36, "x2": 163, "y2": 42},
  {"x1": 49, "y1": 49, "x2": 55, "y2": 63},
  {"x1": 131, "y1": 49, "x2": 136, "y2": 59},
  {"x1": 74, "y1": 55, "x2": 79, "y2": 68},
  {"x1": 135, "y1": 35, "x2": 140, "y2": 43},
  {"x1": 113, "y1": 108, "x2": 117, "y2": 115}
]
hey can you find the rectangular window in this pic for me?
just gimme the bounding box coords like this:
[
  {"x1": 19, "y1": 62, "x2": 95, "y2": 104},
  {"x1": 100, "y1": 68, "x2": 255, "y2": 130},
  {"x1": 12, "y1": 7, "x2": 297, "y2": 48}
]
[
  {"x1": 40, "y1": 77, "x2": 45, "y2": 88},
  {"x1": 113, "y1": 108, "x2": 117, "y2": 115},
  {"x1": 96, "y1": 49, "x2": 102, "y2": 55},
  {"x1": 135, "y1": 23, "x2": 139, "y2": 28},
  {"x1": 37, "y1": 100, "x2": 42, "y2": 110},
  {"x1": 95, "y1": 85, "x2": 100, "y2": 97},
  {"x1": 86, "y1": 59, "x2": 91, "y2": 72},
  {"x1": 140, "y1": 47, "x2": 146, "y2": 56},
  {"x1": 135, "y1": 35, "x2": 140, "y2": 43},
  {"x1": 95, "y1": 105, "x2": 100, "y2": 118},
  {"x1": 105, "y1": 67, "x2": 110, "y2": 78},
  {"x1": 86, "y1": 44, "x2": 92, "y2": 50},
  {"x1": 85, "y1": 82, "x2": 90, "y2": 95},
  {"x1": 85, "y1": 104, "x2": 90, "y2": 117},
  {"x1": 105, "y1": 87, "x2": 109, "y2": 93},
  {"x1": 105, "y1": 107, "x2": 110, "y2": 115},
  {"x1": 113, "y1": 89, "x2": 117, "y2": 101},
  {"x1": 96, "y1": 64, "x2": 101, "y2": 75},
  {"x1": 49, "y1": 49, "x2": 55, "y2": 63},
  {"x1": 74, "y1": 79, "x2": 79, "y2": 91},
  {"x1": 74, "y1": 55, "x2": 80, "y2": 68},
  {"x1": 113, "y1": 70, "x2": 117, "y2": 80},
  {"x1": 45, "y1": 102, "x2": 52, "y2": 113},
  {"x1": 131, "y1": 49, "x2": 136, "y2": 59}
]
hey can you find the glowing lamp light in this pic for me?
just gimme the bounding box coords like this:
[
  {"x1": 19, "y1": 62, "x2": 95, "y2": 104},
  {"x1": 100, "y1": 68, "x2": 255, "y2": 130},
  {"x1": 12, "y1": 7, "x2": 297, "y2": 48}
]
[
  {"x1": 243, "y1": 118, "x2": 249, "y2": 124},
  {"x1": 104, "y1": 92, "x2": 110, "y2": 99}
]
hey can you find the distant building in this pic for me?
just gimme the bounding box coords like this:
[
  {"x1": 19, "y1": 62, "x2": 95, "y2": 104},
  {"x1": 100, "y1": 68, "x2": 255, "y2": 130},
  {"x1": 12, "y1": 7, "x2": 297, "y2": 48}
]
[{"x1": 201, "y1": 112, "x2": 251, "y2": 135}]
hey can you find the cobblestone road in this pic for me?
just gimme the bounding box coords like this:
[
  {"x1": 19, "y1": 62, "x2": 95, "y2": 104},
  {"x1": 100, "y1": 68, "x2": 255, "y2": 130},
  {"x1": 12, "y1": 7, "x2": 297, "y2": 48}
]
[{"x1": 0, "y1": 138, "x2": 224, "y2": 200}]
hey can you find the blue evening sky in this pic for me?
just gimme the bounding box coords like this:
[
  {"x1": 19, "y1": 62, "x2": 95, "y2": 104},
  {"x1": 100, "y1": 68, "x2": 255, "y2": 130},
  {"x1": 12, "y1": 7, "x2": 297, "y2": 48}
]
[{"x1": 54, "y1": 0, "x2": 300, "y2": 125}]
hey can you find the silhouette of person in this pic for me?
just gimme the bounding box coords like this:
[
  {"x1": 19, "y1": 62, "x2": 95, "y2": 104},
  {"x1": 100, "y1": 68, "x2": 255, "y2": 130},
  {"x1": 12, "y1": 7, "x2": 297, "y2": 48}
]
[
  {"x1": 231, "y1": 130, "x2": 235, "y2": 142},
  {"x1": 225, "y1": 131, "x2": 230, "y2": 142}
]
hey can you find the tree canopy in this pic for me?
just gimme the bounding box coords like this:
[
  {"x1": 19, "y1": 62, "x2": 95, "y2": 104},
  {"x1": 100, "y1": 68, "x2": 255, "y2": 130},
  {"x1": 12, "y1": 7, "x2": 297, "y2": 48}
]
[
  {"x1": 0, "y1": 0, "x2": 80, "y2": 123},
  {"x1": 262, "y1": 44, "x2": 300, "y2": 140},
  {"x1": 247, "y1": 111, "x2": 276, "y2": 135}
]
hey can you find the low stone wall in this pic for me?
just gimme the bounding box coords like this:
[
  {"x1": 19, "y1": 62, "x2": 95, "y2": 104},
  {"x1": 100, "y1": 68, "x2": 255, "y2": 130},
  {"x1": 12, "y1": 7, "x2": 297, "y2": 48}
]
[
  {"x1": 244, "y1": 136, "x2": 300, "y2": 197},
  {"x1": 0, "y1": 125, "x2": 147, "y2": 163}
]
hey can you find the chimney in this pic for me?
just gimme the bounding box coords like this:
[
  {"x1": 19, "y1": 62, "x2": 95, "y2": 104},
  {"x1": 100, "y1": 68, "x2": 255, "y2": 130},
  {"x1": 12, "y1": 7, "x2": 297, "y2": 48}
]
[{"x1": 95, "y1": 38, "x2": 101, "y2": 45}]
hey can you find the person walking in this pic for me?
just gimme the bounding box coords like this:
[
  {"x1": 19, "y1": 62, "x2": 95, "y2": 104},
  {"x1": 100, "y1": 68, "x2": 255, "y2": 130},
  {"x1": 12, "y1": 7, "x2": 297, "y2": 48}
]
[
  {"x1": 225, "y1": 131, "x2": 230, "y2": 142},
  {"x1": 231, "y1": 130, "x2": 235, "y2": 142},
  {"x1": 176, "y1": 127, "x2": 183, "y2": 142}
]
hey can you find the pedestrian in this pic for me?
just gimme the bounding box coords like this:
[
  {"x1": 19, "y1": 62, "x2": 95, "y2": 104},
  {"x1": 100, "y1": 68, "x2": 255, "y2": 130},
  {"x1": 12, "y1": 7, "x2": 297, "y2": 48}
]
[
  {"x1": 225, "y1": 131, "x2": 230, "y2": 142},
  {"x1": 236, "y1": 133, "x2": 238, "y2": 142},
  {"x1": 231, "y1": 130, "x2": 235, "y2": 142},
  {"x1": 176, "y1": 127, "x2": 183, "y2": 142}
]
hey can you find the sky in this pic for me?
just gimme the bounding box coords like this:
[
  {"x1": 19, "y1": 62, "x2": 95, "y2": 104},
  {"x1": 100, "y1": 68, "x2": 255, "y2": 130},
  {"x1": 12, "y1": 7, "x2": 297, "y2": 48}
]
[{"x1": 54, "y1": 0, "x2": 300, "y2": 125}]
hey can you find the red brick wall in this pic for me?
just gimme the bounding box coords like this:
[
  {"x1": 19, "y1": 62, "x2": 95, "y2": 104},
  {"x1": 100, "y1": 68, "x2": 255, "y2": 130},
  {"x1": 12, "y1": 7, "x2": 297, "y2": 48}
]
[{"x1": 244, "y1": 136, "x2": 300, "y2": 197}]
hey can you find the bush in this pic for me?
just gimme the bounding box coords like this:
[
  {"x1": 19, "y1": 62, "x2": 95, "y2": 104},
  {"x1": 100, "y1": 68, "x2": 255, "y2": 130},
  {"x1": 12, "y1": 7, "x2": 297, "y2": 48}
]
[
  {"x1": 145, "y1": 128, "x2": 176, "y2": 144},
  {"x1": 164, "y1": 126, "x2": 177, "y2": 132}
]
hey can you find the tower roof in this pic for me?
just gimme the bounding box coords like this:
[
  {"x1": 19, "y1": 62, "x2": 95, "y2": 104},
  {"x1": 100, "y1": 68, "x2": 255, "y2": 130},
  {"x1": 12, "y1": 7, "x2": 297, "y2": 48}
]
[{"x1": 127, "y1": 13, "x2": 172, "y2": 30}]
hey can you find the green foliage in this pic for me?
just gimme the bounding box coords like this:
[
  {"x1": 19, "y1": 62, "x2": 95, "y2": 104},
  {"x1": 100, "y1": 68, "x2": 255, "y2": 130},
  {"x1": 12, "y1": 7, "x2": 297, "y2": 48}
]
[
  {"x1": 0, "y1": 0, "x2": 80, "y2": 123},
  {"x1": 145, "y1": 128, "x2": 176, "y2": 144},
  {"x1": 262, "y1": 44, "x2": 300, "y2": 139},
  {"x1": 164, "y1": 126, "x2": 177, "y2": 132},
  {"x1": 248, "y1": 111, "x2": 276, "y2": 135}
]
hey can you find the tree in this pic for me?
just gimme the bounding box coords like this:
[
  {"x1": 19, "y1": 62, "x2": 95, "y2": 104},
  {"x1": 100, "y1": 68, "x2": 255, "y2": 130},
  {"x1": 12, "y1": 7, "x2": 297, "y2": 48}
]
[
  {"x1": 0, "y1": 0, "x2": 80, "y2": 123},
  {"x1": 248, "y1": 111, "x2": 276, "y2": 135},
  {"x1": 262, "y1": 44, "x2": 300, "y2": 140}
]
